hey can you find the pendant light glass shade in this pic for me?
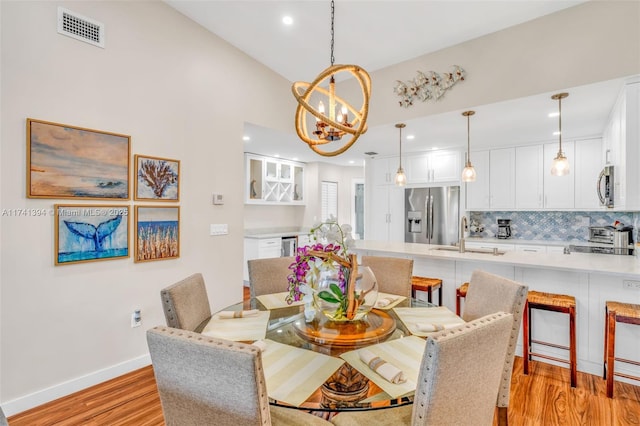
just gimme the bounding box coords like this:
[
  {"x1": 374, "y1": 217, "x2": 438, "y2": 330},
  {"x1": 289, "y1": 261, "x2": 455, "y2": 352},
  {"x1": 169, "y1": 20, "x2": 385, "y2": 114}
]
[
  {"x1": 395, "y1": 123, "x2": 406, "y2": 187},
  {"x1": 461, "y1": 111, "x2": 476, "y2": 183},
  {"x1": 550, "y1": 92, "x2": 570, "y2": 176}
]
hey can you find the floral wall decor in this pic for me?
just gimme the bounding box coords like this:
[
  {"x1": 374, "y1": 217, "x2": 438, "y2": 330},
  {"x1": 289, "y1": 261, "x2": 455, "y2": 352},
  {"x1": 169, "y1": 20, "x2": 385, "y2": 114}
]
[{"x1": 393, "y1": 65, "x2": 466, "y2": 108}]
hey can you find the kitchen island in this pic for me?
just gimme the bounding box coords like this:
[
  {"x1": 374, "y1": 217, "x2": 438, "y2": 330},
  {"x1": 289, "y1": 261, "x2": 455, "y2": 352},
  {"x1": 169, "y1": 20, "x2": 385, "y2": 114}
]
[{"x1": 353, "y1": 240, "x2": 640, "y2": 383}]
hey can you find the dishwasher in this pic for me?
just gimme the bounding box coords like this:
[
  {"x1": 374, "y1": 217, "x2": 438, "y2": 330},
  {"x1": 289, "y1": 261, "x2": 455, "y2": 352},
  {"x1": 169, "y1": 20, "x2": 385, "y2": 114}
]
[{"x1": 281, "y1": 237, "x2": 297, "y2": 257}]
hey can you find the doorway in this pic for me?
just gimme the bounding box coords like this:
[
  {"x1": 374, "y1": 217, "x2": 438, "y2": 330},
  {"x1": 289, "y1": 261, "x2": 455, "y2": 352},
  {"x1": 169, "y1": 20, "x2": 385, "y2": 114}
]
[{"x1": 352, "y1": 178, "x2": 364, "y2": 239}]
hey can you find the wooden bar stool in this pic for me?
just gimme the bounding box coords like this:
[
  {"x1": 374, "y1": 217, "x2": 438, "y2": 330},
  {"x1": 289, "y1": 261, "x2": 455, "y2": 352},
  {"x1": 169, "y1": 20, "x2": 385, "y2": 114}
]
[
  {"x1": 411, "y1": 276, "x2": 442, "y2": 306},
  {"x1": 603, "y1": 301, "x2": 640, "y2": 398},
  {"x1": 523, "y1": 290, "x2": 577, "y2": 387},
  {"x1": 455, "y1": 282, "x2": 469, "y2": 315}
]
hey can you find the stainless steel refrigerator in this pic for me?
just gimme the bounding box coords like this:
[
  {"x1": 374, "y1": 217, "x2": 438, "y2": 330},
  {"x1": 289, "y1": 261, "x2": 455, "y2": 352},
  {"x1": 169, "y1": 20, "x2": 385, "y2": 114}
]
[{"x1": 405, "y1": 186, "x2": 460, "y2": 245}]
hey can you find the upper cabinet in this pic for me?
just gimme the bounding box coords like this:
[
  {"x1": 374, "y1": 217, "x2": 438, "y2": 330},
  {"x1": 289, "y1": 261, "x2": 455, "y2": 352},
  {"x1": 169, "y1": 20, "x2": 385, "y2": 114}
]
[
  {"x1": 405, "y1": 150, "x2": 461, "y2": 184},
  {"x1": 371, "y1": 157, "x2": 397, "y2": 186},
  {"x1": 603, "y1": 80, "x2": 640, "y2": 210},
  {"x1": 515, "y1": 145, "x2": 544, "y2": 209},
  {"x1": 466, "y1": 148, "x2": 515, "y2": 210},
  {"x1": 245, "y1": 153, "x2": 305, "y2": 205},
  {"x1": 574, "y1": 138, "x2": 604, "y2": 209}
]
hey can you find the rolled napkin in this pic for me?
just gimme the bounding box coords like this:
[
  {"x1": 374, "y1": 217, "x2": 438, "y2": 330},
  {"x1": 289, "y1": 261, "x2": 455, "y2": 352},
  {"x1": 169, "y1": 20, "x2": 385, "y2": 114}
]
[
  {"x1": 375, "y1": 296, "x2": 398, "y2": 308},
  {"x1": 251, "y1": 339, "x2": 268, "y2": 352},
  {"x1": 359, "y1": 349, "x2": 406, "y2": 384},
  {"x1": 414, "y1": 322, "x2": 461, "y2": 332},
  {"x1": 218, "y1": 309, "x2": 260, "y2": 319}
]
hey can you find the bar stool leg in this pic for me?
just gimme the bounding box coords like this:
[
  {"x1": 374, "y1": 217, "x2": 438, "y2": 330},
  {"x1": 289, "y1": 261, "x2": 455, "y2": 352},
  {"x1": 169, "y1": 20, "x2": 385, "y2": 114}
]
[
  {"x1": 455, "y1": 289, "x2": 462, "y2": 316},
  {"x1": 427, "y1": 287, "x2": 433, "y2": 304},
  {"x1": 569, "y1": 305, "x2": 577, "y2": 388},
  {"x1": 437, "y1": 285, "x2": 443, "y2": 307},
  {"x1": 606, "y1": 309, "x2": 616, "y2": 398},
  {"x1": 603, "y1": 306, "x2": 609, "y2": 380},
  {"x1": 523, "y1": 300, "x2": 530, "y2": 375}
]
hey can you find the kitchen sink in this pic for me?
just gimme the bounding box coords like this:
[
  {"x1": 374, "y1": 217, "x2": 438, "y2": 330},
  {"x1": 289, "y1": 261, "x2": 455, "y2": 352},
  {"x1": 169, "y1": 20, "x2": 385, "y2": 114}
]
[{"x1": 431, "y1": 246, "x2": 505, "y2": 256}]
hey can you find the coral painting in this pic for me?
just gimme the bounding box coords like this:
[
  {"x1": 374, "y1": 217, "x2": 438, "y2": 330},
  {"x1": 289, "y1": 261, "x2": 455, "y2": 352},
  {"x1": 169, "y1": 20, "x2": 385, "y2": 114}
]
[
  {"x1": 134, "y1": 155, "x2": 179, "y2": 201},
  {"x1": 55, "y1": 205, "x2": 130, "y2": 265},
  {"x1": 135, "y1": 206, "x2": 179, "y2": 262},
  {"x1": 28, "y1": 119, "x2": 130, "y2": 199}
]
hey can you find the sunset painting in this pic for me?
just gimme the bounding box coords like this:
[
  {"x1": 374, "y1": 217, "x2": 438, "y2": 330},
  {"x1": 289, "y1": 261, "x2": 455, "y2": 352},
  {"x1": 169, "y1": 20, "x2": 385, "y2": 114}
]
[{"x1": 27, "y1": 119, "x2": 130, "y2": 199}]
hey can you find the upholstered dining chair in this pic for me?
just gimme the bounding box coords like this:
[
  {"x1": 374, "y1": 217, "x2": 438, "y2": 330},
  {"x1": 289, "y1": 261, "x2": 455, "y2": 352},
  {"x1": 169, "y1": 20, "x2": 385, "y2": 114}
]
[
  {"x1": 160, "y1": 273, "x2": 211, "y2": 332},
  {"x1": 147, "y1": 326, "x2": 332, "y2": 426},
  {"x1": 461, "y1": 270, "x2": 529, "y2": 426},
  {"x1": 331, "y1": 312, "x2": 514, "y2": 426},
  {"x1": 360, "y1": 256, "x2": 414, "y2": 298},
  {"x1": 248, "y1": 256, "x2": 295, "y2": 299}
]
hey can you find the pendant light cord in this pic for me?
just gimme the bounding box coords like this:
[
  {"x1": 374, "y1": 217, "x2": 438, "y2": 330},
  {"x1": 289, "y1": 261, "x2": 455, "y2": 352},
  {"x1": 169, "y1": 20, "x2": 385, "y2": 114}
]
[
  {"x1": 466, "y1": 114, "x2": 471, "y2": 165},
  {"x1": 558, "y1": 96, "x2": 562, "y2": 153},
  {"x1": 330, "y1": 0, "x2": 335, "y2": 66},
  {"x1": 399, "y1": 125, "x2": 403, "y2": 167}
]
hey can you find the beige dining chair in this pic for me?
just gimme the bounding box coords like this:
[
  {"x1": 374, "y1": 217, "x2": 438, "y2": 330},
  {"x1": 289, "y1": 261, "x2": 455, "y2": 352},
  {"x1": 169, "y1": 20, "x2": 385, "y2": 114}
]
[
  {"x1": 462, "y1": 269, "x2": 529, "y2": 426},
  {"x1": 248, "y1": 256, "x2": 295, "y2": 299},
  {"x1": 360, "y1": 256, "x2": 413, "y2": 298},
  {"x1": 160, "y1": 273, "x2": 211, "y2": 332},
  {"x1": 331, "y1": 312, "x2": 514, "y2": 426},
  {"x1": 147, "y1": 326, "x2": 332, "y2": 426}
]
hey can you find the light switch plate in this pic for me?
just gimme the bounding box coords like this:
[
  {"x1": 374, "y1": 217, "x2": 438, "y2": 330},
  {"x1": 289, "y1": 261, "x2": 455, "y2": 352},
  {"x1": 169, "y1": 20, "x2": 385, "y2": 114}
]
[
  {"x1": 212, "y1": 193, "x2": 224, "y2": 205},
  {"x1": 210, "y1": 224, "x2": 228, "y2": 236}
]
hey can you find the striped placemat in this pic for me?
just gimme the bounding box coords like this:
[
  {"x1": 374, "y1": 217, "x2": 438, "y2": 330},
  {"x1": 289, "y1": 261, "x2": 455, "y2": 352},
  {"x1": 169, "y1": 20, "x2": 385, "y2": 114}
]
[
  {"x1": 261, "y1": 339, "x2": 344, "y2": 407},
  {"x1": 340, "y1": 335, "x2": 425, "y2": 399},
  {"x1": 373, "y1": 292, "x2": 407, "y2": 310},
  {"x1": 393, "y1": 306, "x2": 465, "y2": 337},
  {"x1": 201, "y1": 311, "x2": 270, "y2": 341},
  {"x1": 257, "y1": 292, "x2": 305, "y2": 310}
]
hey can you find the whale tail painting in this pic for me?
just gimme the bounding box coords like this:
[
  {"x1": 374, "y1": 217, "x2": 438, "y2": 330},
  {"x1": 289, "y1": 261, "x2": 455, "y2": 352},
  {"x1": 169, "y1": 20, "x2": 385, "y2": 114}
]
[{"x1": 64, "y1": 215, "x2": 123, "y2": 252}]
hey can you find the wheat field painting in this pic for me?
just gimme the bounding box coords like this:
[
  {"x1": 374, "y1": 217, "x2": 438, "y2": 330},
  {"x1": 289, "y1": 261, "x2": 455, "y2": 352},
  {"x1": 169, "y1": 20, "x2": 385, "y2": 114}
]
[{"x1": 27, "y1": 119, "x2": 130, "y2": 199}]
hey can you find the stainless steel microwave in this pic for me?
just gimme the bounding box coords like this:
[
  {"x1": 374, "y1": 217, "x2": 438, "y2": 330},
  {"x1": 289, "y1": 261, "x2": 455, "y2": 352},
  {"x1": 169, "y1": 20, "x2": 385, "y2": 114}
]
[{"x1": 597, "y1": 165, "x2": 614, "y2": 208}]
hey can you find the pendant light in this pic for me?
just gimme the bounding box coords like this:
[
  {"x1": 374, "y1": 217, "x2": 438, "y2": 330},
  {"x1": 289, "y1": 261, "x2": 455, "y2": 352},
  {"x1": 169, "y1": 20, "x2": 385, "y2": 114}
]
[
  {"x1": 461, "y1": 110, "x2": 476, "y2": 182},
  {"x1": 550, "y1": 92, "x2": 570, "y2": 176},
  {"x1": 292, "y1": 0, "x2": 371, "y2": 157},
  {"x1": 394, "y1": 123, "x2": 407, "y2": 186}
]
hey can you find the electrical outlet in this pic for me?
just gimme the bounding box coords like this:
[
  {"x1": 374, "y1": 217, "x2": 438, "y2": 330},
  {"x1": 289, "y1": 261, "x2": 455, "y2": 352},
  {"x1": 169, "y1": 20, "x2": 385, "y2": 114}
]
[
  {"x1": 131, "y1": 309, "x2": 142, "y2": 328},
  {"x1": 623, "y1": 280, "x2": 640, "y2": 290}
]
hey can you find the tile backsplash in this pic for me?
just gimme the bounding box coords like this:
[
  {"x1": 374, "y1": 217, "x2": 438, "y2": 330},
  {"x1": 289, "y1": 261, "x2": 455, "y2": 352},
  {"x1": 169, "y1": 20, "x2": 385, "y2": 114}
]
[{"x1": 469, "y1": 211, "x2": 639, "y2": 242}]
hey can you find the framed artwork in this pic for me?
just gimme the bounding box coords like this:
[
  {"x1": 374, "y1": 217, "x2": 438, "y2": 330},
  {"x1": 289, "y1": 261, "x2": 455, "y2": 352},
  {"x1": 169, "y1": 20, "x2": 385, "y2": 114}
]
[
  {"x1": 134, "y1": 154, "x2": 180, "y2": 201},
  {"x1": 27, "y1": 118, "x2": 130, "y2": 200},
  {"x1": 134, "y1": 206, "x2": 180, "y2": 262},
  {"x1": 55, "y1": 204, "x2": 130, "y2": 265}
]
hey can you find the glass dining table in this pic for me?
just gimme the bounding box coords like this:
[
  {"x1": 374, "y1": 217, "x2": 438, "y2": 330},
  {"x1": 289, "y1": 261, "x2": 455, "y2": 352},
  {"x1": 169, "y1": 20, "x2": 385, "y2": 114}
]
[{"x1": 196, "y1": 294, "x2": 457, "y2": 414}]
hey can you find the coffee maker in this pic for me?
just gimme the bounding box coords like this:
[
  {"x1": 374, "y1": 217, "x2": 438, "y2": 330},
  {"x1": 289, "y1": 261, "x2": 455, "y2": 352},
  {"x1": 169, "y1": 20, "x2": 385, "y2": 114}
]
[{"x1": 497, "y1": 219, "x2": 512, "y2": 239}]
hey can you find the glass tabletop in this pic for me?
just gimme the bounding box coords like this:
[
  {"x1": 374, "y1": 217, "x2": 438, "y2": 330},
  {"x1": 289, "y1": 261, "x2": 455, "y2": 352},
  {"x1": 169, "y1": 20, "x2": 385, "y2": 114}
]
[{"x1": 200, "y1": 296, "x2": 439, "y2": 413}]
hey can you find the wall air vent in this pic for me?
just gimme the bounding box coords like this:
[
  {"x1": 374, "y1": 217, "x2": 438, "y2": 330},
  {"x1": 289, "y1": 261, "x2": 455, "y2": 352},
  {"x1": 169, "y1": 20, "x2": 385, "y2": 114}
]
[{"x1": 57, "y1": 7, "x2": 105, "y2": 48}]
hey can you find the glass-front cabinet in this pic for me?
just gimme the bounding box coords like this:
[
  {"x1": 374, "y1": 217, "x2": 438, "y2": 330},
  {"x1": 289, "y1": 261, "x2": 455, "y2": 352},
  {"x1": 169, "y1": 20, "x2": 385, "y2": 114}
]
[{"x1": 245, "y1": 153, "x2": 305, "y2": 205}]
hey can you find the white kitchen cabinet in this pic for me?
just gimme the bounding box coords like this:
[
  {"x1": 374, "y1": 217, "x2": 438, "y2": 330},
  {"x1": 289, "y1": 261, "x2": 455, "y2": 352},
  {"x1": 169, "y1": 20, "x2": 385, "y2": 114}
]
[
  {"x1": 245, "y1": 153, "x2": 305, "y2": 205},
  {"x1": 543, "y1": 141, "x2": 575, "y2": 209},
  {"x1": 604, "y1": 80, "x2": 640, "y2": 210},
  {"x1": 516, "y1": 245, "x2": 546, "y2": 253},
  {"x1": 406, "y1": 150, "x2": 461, "y2": 184},
  {"x1": 546, "y1": 245, "x2": 567, "y2": 254},
  {"x1": 465, "y1": 150, "x2": 490, "y2": 209},
  {"x1": 574, "y1": 138, "x2": 604, "y2": 209},
  {"x1": 466, "y1": 148, "x2": 515, "y2": 210},
  {"x1": 371, "y1": 157, "x2": 398, "y2": 186},
  {"x1": 369, "y1": 185, "x2": 404, "y2": 242},
  {"x1": 465, "y1": 241, "x2": 515, "y2": 252},
  {"x1": 243, "y1": 237, "x2": 282, "y2": 281},
  {"x1": 489, "y1": 148, "x2": 516, "y2": 209},
  {"x1": 515, "y1": 145, "x2": 544, "y2": 209}
]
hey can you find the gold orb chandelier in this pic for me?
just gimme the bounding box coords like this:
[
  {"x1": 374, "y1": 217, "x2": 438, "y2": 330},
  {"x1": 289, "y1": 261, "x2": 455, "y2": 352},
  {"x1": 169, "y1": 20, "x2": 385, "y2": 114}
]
[{"x1": 292, "y1": 0, "x2": 371, "y2": 157}]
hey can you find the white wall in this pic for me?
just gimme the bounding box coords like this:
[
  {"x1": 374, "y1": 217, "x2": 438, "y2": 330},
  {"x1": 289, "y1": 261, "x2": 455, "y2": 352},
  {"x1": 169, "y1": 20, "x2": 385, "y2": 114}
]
[{"x1": 0, "y1": 0, "x2": 294, "y2": 413}]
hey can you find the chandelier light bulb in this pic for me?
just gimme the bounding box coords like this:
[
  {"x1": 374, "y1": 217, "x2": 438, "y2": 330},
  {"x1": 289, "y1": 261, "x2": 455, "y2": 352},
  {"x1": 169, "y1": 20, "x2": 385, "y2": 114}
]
[{"x1": 395, "y1": 168, "x2": 406, "y2": 186}]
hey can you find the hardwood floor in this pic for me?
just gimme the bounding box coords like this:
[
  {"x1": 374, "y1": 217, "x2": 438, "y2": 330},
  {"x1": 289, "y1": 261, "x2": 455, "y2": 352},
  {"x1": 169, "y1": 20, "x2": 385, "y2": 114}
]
[
  {"x1": 8, "y1": 287, "x2": 640, "y2": 425},
  {"x1": 8, "y1": 359, "x2": 640, "y2": 425}
]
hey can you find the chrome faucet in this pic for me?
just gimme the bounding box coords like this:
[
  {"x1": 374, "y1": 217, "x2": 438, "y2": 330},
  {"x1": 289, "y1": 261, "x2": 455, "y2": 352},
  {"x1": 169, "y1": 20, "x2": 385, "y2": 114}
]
[{"x1": 459, "y1": 215, "x2": 467, "y2": 253}]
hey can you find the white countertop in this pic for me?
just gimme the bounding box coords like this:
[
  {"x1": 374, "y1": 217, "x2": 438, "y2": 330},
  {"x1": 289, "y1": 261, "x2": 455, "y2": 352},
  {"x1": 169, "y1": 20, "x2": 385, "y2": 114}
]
[
  {"x1": 353, "y1": 240, "x2": 640, "y2": 278},
  {"x1": 245, "y1": 228, "x2": 310, "y2": 239}
]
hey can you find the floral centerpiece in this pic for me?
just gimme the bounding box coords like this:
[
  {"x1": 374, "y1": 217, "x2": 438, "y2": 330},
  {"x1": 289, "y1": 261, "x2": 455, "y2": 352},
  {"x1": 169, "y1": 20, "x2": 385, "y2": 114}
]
[{"x1": 286, "y1": 218, "x2": 377, "y2": 321}]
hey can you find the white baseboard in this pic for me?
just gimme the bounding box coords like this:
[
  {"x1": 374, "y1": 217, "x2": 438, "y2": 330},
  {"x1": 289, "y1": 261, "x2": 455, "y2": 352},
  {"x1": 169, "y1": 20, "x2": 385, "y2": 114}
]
[{"x1": 2, "y1": 354, "x2": 151, "y2": 417}]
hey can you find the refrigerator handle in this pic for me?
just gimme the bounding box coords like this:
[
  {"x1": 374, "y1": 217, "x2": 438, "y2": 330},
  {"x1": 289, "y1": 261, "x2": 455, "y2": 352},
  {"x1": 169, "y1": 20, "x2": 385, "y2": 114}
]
[{"x1": 428, "y1": 195, "x2": 434, "y2": 240}]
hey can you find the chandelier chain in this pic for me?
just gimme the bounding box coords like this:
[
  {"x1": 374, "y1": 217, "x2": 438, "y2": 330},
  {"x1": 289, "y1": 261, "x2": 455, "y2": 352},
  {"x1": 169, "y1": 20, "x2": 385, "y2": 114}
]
[{"x1": 330, "y1": 0, "x2": 335, "y2": 66}]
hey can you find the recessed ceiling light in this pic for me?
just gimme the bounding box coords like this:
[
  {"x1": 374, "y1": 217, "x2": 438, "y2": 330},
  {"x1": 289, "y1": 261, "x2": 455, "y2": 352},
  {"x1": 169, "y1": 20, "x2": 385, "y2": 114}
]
[
  {"x1": 292, "y1": 157, "x2": 299, "y2": 161},
  {"x1": 406, "y1": 135, "x2": 415, "y2": 140},
  {"x1": 549, "y1": 112, "x2": 560, "y2": 117},
  {"x1": 282, "y1": 16, "x2": 293, "y2": 26},
  {"x1": 274, "y1": 154, "x2": 280, "y2": 158},
  {"x1": 242, "y1": 136, "x2": 250, "y2": 141}
]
